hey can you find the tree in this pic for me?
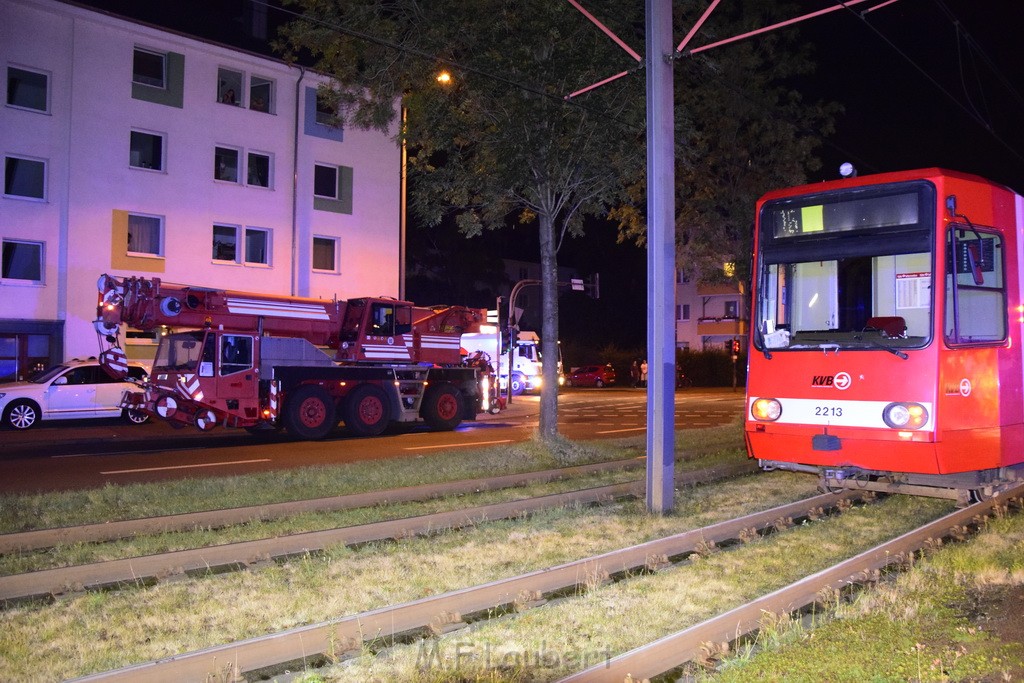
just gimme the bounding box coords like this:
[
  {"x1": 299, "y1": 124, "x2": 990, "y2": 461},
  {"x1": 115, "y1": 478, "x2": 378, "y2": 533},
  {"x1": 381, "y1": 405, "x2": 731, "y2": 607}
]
[
  {"x1": 279, "y1": 0, "x2": 648, "y2": 443},
  {"x1": 614, "y1": 2, "x2": 837, "y2": 285}
]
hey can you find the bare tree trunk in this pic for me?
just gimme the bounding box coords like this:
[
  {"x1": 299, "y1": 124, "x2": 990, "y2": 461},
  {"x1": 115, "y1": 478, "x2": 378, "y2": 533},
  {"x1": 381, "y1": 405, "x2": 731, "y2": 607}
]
[{"x1": 537, "y1": 210, "x2": 560, "y2": 442}]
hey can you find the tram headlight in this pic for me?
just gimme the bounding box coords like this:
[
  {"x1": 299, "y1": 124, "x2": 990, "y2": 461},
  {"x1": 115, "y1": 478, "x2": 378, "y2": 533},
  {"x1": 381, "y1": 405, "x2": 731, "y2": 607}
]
[
  {"x1": 882, "y1": 402, "x2": 928, "y2": 430},
  {"x1": 750, "y1": 398, "x2": 782, "y2": 422}
]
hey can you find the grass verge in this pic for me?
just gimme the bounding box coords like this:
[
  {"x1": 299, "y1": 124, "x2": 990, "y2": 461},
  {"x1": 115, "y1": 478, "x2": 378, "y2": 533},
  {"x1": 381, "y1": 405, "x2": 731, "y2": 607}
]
[
  {"x1": 0, "y1": 469, "x2": 825, "y2": 682},
  {"x1": 708, "y1": 505, "x2": 1024, "y2": 682}
]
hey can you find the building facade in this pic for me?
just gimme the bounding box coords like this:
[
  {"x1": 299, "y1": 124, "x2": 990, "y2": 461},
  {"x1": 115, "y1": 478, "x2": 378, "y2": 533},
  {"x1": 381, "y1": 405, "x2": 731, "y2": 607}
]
[
  {"x1": 0, "y1": 0, "x2": 401, "y2": 381},
  {"x1": 674, "y1": 271, "x2": 747, "y2": 352}
]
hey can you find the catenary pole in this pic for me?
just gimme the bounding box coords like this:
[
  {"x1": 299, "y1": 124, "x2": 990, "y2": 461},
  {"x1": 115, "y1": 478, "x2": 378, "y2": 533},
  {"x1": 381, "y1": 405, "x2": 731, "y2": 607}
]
[{"x1": 645, "y1": 0, "x2": 675, "y2": 513}]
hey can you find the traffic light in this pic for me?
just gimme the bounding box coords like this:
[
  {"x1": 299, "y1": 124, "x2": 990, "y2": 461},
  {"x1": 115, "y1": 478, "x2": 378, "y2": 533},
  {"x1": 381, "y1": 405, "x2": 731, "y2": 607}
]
[
  {"x1": 503, "y1": 326, "x2": 516, "y2": 353},
  {"x1": 731, "y1": 338, "x2": 740, "y2": 354}
]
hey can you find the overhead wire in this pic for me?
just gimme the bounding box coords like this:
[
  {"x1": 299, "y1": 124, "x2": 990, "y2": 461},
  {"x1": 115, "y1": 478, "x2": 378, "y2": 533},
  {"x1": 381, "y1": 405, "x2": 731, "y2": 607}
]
[
  {"x1": 931, "y1": 0, "x2": 1024, "y2": 112},
  {"x1": 835, "y1": 0, "x2": 1024, "y2": 165}
]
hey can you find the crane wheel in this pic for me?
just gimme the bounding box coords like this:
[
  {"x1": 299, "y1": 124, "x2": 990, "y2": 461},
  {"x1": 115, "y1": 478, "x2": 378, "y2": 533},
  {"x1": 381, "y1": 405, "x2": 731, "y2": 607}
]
[
  {"x1": 421, "y1": 384, "x2": 463, "y2": 431},
  {"x1": 283, "y1": 385, "x2": 336, "y2": 440},
  {"x1": 343, "y1": 384, "x2": 391, "y2": 437}
]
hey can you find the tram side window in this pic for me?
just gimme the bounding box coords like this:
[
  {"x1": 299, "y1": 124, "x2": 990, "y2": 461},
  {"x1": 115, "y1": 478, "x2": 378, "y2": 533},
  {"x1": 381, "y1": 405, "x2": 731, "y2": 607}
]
[{"x1": 945, "y1": 228, "x2": 1006, "y2": 344}]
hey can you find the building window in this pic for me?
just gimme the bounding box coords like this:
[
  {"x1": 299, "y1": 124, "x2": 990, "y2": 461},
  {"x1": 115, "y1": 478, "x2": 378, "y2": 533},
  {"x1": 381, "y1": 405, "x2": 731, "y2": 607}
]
[
  {"x1": 682, "y1": 304, "x2": 690, "y2": 321},
  {"x1": 245, "y1": 228, "x2": 269, "y2": 265},
  {"x1": 314, "y1": 164, "x2": 338, "y2": 199},
  {"x1": 312, "y1": 236, "x2": 338, "y2": 272},
  {"x1": 213, "y1": 224, "x2": 238, "y2": 262},
  {"x1": 217, "y1": 68, "x2": 242, "y2": 105},
  {"x1": 132, "y1": 48, "x2": 166, "y2": 88},
  {"x1": 2, "y1": 239, "x2": 43, "y2": 283},
  {"x1": 247, "y1": 151, "x2": 271, "y2": 188},
  {"x1": 249, "y1": 76, "x2": 273, "y2": 113},
  {"x1": 6, "y1": 66, "x2": 48, "y2": 113},
  {"x1": 3, "y1": 156, "x2": 45, "y2": 199},
  {"x1": 313, "y1": 163, "x2": 353, "y2": 213},
  {"x1": 130, "y1": 131, "x2": 164, "y2": 170},
  {"x1": 127, "y1": 213, "x2": 163, "y2": 256},
  {"x1": 315, "y1": 90, "x2": 337, "y2": 125},
  {"x1": 213, "y1": 225, "x2": 271, "y2": 265},
  {"x1": 214, "y1": 146, "x2": 239, "y2": 182},
  {"x1": 132, "y1": 48, "x2": 183, "y2": 108},
  {"x1": 724, "y1": 300, "x2": 738, "y2": 318}
]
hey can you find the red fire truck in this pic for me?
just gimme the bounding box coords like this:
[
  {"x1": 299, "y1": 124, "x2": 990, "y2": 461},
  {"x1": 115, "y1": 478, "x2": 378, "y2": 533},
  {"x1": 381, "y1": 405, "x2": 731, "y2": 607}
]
[{"x1": 94, "y1": 274, "x2": 499, "y2": 439}]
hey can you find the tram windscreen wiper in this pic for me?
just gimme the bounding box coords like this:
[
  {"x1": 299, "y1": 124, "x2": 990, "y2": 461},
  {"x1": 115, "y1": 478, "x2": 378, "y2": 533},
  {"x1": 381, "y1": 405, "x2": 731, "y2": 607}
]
[{"x1": 851, "y1": 335, "x2": 909, "y2": 359}]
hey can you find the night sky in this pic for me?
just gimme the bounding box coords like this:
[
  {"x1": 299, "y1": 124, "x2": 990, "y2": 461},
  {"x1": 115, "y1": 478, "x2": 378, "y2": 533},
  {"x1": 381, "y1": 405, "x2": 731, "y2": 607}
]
[{"x1": 789, "y1": 0, "x2": 1024, "y2": 190}]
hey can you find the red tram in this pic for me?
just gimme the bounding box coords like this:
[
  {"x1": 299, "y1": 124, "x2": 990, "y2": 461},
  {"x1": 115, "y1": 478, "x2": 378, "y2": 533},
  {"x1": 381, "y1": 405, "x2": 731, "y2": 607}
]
[{"x1": 744, "y1": 168, "x2": 1024, "y2": 498}]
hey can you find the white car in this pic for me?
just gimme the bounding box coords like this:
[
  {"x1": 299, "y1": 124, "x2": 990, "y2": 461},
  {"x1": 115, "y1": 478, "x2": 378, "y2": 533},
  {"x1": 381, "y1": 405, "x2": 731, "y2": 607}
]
[{"x1": 0, "y1": 358, "x2": 150, "y2": 430}]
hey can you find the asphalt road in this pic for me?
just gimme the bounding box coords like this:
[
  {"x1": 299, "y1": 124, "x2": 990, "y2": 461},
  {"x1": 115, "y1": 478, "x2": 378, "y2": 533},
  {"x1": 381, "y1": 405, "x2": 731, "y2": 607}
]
[{"x1": 0, "y1": 388, "x2": 746, "y2": 494}]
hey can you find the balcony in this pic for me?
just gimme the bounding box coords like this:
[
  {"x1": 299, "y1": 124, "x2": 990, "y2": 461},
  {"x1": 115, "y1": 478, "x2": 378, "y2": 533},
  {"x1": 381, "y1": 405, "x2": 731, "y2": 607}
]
[
  {"x1": 697, "y1": 317, "x2": 747, "y2": 336},
  {"x1": 696, "y1": 281, "x2": 745, "y2": 296}
]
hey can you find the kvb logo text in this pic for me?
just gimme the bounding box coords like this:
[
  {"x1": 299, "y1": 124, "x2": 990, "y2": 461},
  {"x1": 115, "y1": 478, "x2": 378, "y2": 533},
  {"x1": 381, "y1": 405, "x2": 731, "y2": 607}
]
[{"x1": 811, "y1": 372, "x2": 852, "y2": 390}]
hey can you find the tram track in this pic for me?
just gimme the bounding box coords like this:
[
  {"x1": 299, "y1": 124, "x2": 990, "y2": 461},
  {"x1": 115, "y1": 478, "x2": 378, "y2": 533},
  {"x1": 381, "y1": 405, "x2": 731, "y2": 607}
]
[
  {"x1": 0, "y1": 456, "x2": 652, "y2": 554},
  {"x1": 68, "y1": 485, "x2": 865, "y2": 683},
  {"x1": 67, "y1": 481, "x2": 1024, "y2": 683},
  {"x1": 0, "y1": 460, "x2": 757, "y2": 604},
  {"x1": 562, "y1": 481, "x2": 1024, "y2": 682}
]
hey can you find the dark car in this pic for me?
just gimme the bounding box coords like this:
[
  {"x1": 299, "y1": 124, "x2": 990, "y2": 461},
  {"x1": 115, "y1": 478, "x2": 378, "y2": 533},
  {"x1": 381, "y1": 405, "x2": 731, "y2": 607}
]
[{"x1": 566, "y1": 364, "x2": 616, "y2": 388}]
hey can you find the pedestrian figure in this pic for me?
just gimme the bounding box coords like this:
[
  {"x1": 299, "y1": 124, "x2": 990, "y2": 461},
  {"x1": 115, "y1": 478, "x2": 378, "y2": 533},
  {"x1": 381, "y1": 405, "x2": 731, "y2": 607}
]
[
  {"x1": 630, "y1": 360, "x2": 640, "y2": 388},
  {"x1": 640, "y1": 359, "x2": 648, "y2": 387}
]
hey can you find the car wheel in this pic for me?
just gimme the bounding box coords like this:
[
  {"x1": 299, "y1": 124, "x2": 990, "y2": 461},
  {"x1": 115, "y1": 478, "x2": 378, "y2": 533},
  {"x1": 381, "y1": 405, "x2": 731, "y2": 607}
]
[
  {"x1": 4, "y1": 400, "x2": 40, "y2": 430},
  {"x1": 510, "y1": 373, "x2": 526, "y2": 396},
  {"x1": 122, "y1": 408, "x2": 150, "y2": 425},
  {"x1": 595, "y1": 378, "x2": 604, "y2": 388}
]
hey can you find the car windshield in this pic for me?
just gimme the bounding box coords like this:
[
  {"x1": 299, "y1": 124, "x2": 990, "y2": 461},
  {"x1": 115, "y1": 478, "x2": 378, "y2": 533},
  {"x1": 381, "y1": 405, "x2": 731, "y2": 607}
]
[{"x1": 30, "y1": 365, "x2": 70, "y2": 383}]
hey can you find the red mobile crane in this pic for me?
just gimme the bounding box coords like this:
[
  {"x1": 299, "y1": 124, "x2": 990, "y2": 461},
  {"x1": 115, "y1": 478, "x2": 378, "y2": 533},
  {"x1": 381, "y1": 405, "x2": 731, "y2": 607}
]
[{"x1": 94, "y1": 274, "x2": 498, "y2": 439}]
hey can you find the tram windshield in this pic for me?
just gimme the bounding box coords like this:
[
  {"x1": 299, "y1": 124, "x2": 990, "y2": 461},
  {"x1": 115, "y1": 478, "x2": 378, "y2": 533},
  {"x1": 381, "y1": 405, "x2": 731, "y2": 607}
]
[{"x1": 754, "y1": 182, "x2": 935, "y2": 353}]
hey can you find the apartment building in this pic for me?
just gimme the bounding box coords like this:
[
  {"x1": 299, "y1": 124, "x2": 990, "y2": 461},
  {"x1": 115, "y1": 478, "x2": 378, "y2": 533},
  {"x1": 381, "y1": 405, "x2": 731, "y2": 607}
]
[
  {"x1": 674, "y1": 271, "x2": 747, "y2": 352},
  {"x1": 0, "y1": 0, "x2": 401, "y2": 381}
]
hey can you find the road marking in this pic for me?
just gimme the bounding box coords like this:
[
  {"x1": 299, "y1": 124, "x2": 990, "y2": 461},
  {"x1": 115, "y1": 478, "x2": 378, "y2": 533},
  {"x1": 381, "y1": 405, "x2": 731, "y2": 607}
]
[
  {"x1": 404, "y1": 439, "x2": 513, "y2": 451},
  {"x1": 596, "y1": 427, "x2": 646, "y2": 434},
  {"x1": 101, "y1": 459, "x2": 272, "y2": 474}
]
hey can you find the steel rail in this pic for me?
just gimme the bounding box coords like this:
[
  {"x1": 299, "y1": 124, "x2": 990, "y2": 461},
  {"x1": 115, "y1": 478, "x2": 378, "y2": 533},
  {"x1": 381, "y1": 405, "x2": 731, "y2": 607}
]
[
  {"x1": 0, "y1": 457, "x2": 648, "y2": 553},
  {"x1": 0, "y1": 461, "x2": 758, "y2": 604},
  {"x1": 559, "y1": 481, "x2": 1024, "y2": 682},
  {"x1": 68, "y1": 477, "x2": 848, "y2": 683}
]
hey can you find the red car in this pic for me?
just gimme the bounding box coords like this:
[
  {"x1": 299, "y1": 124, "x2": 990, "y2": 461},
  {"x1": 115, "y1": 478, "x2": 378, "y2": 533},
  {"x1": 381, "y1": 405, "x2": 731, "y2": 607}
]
[{"x1": 566, "y1": 364, "x2": 616, "y2": 388}]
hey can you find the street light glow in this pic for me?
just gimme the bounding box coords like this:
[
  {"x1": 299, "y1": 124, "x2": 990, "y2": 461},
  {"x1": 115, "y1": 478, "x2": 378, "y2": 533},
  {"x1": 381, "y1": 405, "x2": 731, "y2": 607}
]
[{"x1": 436, "y1": 70, "x2": 452, "y2": 85}]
